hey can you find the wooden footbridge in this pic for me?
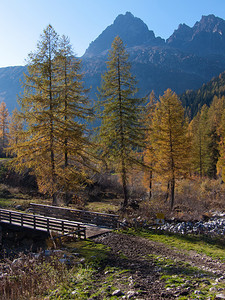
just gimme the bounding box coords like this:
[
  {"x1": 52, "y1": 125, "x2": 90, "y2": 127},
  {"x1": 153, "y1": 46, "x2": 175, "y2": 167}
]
[
  {"x1": 0, "y1": 208, "x2": 87, "y2": 240},
  {"x1": 0, "y1": 204, "x2": 119, "y2": 241}
]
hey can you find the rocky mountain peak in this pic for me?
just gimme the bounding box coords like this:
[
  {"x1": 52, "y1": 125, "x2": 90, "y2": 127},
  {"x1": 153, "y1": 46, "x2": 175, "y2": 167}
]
[
  {"x1": 194, "y1": 14, "x2": 224, "y2": 32},
  {"x1": 83, "y1": 12, "x2": 164, "y2": 58},
  {"x1": 166, "y1": 23, "x2": 192, "y2": 46},
  {"x1": 167, "y1": 14, "x2": 225, "y2": 55}
]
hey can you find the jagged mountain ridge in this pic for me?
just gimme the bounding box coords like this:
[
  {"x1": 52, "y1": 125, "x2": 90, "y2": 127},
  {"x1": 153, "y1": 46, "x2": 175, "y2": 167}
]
[
  {"x1": 1, "y1": 12, "x2": 225, "y2": 113},
  {"x1": 84, "y1": 12, "x2": 225, "y2": 57},
  {"x1": 167, "y1": 14, "x2": 225, "y2": 55}
]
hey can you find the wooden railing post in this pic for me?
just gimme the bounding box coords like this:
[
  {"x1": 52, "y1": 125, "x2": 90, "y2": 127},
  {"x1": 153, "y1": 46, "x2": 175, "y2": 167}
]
[
  {"x1": 62, "y1": 221, "x2": 64, "y2": 234},
  {"x1": 78, "y1": 224, "x2": 81, "y2": 239},
  {"x1": 47, "y1": 218, "x2": 50, "y2": 232},
  {"x1": 33, "y1": 215, "x2": 36, "y2": 230}
]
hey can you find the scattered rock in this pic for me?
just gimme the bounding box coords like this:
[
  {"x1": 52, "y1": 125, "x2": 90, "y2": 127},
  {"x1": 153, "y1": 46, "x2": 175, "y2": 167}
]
[
  {"x1": 44, "y1": 250, "x2": 51, "y2": 256},
  {"x1": 72, "y1": 253, "x2": 80, "y2": 257},
  {"x1": 215, "y1": 294, "x2": 225, "y2": 299},
  {"x1": 153, "y1": 217, "x2": 225, "y2": 237},
  {"x1": 12, "y1": 258, "x2": 23, "y2": 266},
  {"x1": 112, "y1": 289, "x2": 124, "y2": 296},
  {"x1": 194, "y1": 290, "x2": 203, "y2": 295},
  {"x1": 58, "y1": 258, "x2": 67, "y2": 264},
  {"x1": 15, "y1": 204, "x2": 23, "y2": 210},
  {"x1": 79, "y1": 258, "x2": 85, "y2": 264},
  {"x1": 127, "y1": 290, "x2": 137, "y2": 298},
  {"x1": 210, "y1": 287, "x2": 217, "y2": 292}
]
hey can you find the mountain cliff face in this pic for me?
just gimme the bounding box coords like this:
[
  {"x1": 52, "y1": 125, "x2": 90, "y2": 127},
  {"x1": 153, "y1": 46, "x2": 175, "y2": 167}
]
[{"x1": 1, "y1": 12, "x2": 225, "y2": 113}]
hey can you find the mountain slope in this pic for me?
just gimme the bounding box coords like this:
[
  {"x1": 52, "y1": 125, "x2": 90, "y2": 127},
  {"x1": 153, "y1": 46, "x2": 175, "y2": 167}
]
[
  {"x1": 0, "y1": 66, "x2": 25, "y2": 112},
  {"x1": 180, "y1": 71, "x2": 225, "y2": 117}
]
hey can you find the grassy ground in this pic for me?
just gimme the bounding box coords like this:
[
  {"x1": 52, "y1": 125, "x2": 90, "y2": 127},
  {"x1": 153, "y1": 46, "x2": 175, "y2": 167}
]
[
  {"x1": 125, "y1": 228, "x2": 225, "y2": 261},
  {"x1": 50, "y1": 230, "x2": 225, "y2": 300},
  {"x1": 0, "y1": 184, "x2": 50, "y2": 210},
  {"x1": 151, "y1": 254, "x2": 224, "y2": 300},
  {"x1": 85, "y1": 199, "x2": 120, "y2": 214}
]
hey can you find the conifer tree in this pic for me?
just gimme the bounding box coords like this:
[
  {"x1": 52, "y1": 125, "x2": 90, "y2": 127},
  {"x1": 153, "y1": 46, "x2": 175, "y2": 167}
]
[
  {"x1": 0, "y1": 101, "x2": 9, "y2": 156},
  {"x1": 97, "y1": 36, "x2": 144, "y2": 208},
  {"x1": 216, "y1": 99, "x2": 225, "y2": 181},
  {"x1": 217, "y1": 113, "x2": 225, "y2": 181},
  {"x1": 190, "y1": 105, "x2": 210, "y2": 177},
  {"x1": 8, "y1": 108, "x2": 23, "y2": 155},
  {"x1": 207, "y1": 96, "x2": 225, "y2": 178},
  {"x1": 10, "y1": 26, "x2": 94, "y2": 204},
  {"x1": 143, "y1": 91, "x2": 157, "y2": 199},
  {"x1": 54, "y1": 35, "x2": 93, "y2": 203},
  {"x1": 151, "y1": 89, "x2": 190, "y2": 210},
  {"x1": 10, "y1": 25, "x2": 61, "y2": 204}
]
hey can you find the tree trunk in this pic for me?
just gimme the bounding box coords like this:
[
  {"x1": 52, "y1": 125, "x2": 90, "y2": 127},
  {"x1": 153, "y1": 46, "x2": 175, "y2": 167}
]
[
  {"x1": 121, "y1": 162, "x2": 128, "y2": 208},
  {"x1": 52, "y1": 192, "x2": 57, "y2": 206},
  {"x1": 165, "y1": 181, "x2": 170, "y2": 202},
  {"x1": 65, "y1": 192, "x2": 70, "y2": 206},
  {"x1": 170, "y1": 177, "x2": 175, "y2": 210},
  {"x1": 149, "y1": 167, "x2": 153, "y2": 200},
  {"x1": 199, "y1": 134, "x2": 202, "y2": 177}
]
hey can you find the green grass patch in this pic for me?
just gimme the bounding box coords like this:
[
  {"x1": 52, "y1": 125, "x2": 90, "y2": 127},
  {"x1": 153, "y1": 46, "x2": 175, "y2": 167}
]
[
  {"x1": 67, "y1": 240, "x2": 111, "y2": 266},
  {"x1": 0, "y1": 198, "x2": 12, "y2": 208},
  {"x1": 47, "y1": 240, "x2": 131, "y2": 299},
  {"x1": 124, "y1": 228, "x2": 225, "y2": 261}
]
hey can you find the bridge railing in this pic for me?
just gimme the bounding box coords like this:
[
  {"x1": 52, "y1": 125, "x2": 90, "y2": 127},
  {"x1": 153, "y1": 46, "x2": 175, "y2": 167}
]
[
  {"x1": 0, "y1": 208, "x2": 86, "y2": 239},
  {"x1": 29, "y1": 203, "x2": 119, "y2": 228}
]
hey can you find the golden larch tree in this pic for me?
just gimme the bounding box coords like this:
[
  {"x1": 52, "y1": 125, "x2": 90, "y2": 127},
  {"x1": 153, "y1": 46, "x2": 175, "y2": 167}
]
[
  {"x1": 0, "y1": 101, "x2": 9, "y2": 156},
  {"x1": 151, "y1": 89, "x2": 190, "y2": 210}
]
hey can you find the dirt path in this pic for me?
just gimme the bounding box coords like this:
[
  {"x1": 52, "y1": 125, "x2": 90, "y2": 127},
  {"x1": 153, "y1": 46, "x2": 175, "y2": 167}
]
[{"x1": 94, "y1": 232, "x2": 225, "y2": 299}]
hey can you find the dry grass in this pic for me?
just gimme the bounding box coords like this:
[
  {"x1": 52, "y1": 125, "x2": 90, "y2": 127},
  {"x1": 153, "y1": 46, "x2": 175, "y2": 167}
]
[{"x1": 0, "y1": 252, "x2": 72, "y2": 300}]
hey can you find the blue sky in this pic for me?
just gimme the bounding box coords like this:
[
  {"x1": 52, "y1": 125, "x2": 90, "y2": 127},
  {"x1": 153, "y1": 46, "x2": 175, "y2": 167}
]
[{"x1": 0, "y1": 0, "x2": 225, "y2": 67}]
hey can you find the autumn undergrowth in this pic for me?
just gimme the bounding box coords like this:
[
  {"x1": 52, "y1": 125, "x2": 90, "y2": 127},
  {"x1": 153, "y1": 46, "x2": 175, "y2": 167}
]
[
  {"x1": 0, "y1": 253, "x2": 71, "y2": 300},
  {"x1": 0, "y1": 240, "x2": 132, "y2": 300}
]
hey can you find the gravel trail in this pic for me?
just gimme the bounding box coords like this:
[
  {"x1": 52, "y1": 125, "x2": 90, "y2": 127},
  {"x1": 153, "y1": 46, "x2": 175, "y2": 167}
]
[{"x1": 94, "y1": 232, "x2": 225, "y2": 299}]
